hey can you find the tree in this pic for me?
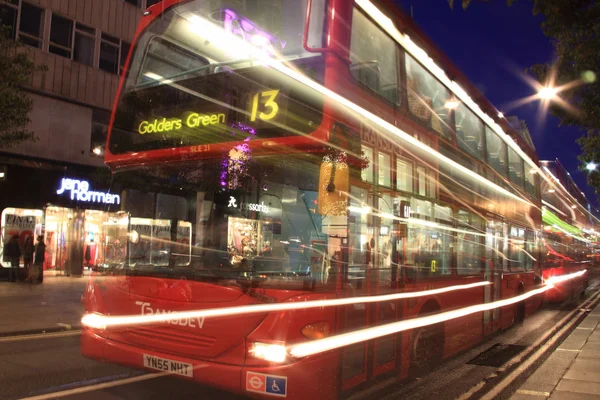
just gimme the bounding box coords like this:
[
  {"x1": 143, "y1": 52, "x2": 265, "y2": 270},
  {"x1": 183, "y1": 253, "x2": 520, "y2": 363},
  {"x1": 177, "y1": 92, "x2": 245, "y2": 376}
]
[
  {"x1": 0, "y1": 27, "x2": 46, "y2": 148},
  {"x1": 448, "y1": 0, "x2": 600, "y2": 192}
]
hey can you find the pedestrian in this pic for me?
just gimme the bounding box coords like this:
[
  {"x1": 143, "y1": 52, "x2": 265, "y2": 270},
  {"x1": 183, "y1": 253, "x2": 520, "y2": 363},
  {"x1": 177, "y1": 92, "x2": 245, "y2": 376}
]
[
  {"x1": 23, "y1": 236, "x2": 34, "y2": 283},
  {"x1": 33, "y1": 235, "x2": 46, "y2": 284},
  {"x1": 4, "y1": 235, "x2": 21, "y2": 282}
]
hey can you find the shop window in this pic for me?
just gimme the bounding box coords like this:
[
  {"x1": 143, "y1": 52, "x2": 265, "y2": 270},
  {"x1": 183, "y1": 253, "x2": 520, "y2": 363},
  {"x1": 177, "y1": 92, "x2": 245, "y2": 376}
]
[
  {"x1": 349, "y1": 8, "x2": 398, "y2": 105},
  {"x1": 19, "y1": 2, "x2": 44, "y2": 48},
  {"x1": 1, "y1": 208, "x2": 44, "y2": 268},
  {"x1": 508, "y1": 147, "x2": 524, "y2": 188},
  {"x1": 429, "y1": 169, "x2": 436, "y2": 199},
  {"x1": 434, "y1": 204, "x2": 452, "y2": 224},
  {"x1": 485, "y1": 126, "x2": 508, "y2": 177},
  {"x1": 74, "y1": 23, "x2": 95, "y2": 66},
  {"x1": 0, "y1": 2, "x2": 18, "y2": 40},
  {"x1": 378, "y1": 194, "x2": 393, "y2": 268},
  {"x1": 361, "y1": 145, "x2": 374, "y2": 183},
  {"x1": 406, "y1": 55, "x2": 452, "y2": 138},
  {"x1": 457, "y1": 210, "x2": 485, "y2": 275},
  {"x1": 378, "y1": 152, "x2": 391, "y2": 187},
  {"x1": 455, "y1": 103, "x2": 484, "y2": 159},
  {"x1": 49, "y1": 14, "x2": 73, "y2": 58},
  {"x1": 90, "y1": 109, "x2": 110, "y2": 157},
  {"x1": 100, "y1": 33, "x2": 120, "y2": 74},
  {"x1": 396, "y1": 158, "x2": 413, "y2": 193},
  {"x1": 120, "y1": 41, "x2": 131, "y2": 75},
  {"x1": 416, "y1": 166, "x2": 432, "y2": 197},
  {"x1": 525, "y1": 166, "x2": 538, "y2": 198}
]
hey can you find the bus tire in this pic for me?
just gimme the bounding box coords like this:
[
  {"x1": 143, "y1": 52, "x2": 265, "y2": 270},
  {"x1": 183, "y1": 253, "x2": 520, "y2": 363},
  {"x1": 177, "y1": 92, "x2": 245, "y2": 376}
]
[{"x1": 410, "y1": 323, "x2": 444, "y2": 376}]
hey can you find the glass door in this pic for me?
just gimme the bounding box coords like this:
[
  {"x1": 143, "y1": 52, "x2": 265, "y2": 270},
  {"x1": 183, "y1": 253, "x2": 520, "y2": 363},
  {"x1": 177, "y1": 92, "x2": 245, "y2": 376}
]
[{"x1": 484, "y1": 220, "x2": 504, "y2": 335}]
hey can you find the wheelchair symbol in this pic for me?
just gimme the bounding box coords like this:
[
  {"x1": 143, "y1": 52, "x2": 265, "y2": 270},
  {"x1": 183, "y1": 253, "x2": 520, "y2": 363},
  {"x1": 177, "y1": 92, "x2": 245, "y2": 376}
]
[{"x1": 271, "y1": 380, "x2": 281, "y2": 392}]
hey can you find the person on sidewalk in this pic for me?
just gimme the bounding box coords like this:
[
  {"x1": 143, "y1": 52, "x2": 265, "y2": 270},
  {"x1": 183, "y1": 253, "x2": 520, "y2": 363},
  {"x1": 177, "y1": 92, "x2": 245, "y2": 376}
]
[
  {"x1": 4, "y1": 235, "x2": 21, "y2": 282},
  {"x1": 23, "y1": 236, "x2": 34, "y2": 283},
  {"x1": 33, "y1": 235, "x2": 46, "y2": 284}
]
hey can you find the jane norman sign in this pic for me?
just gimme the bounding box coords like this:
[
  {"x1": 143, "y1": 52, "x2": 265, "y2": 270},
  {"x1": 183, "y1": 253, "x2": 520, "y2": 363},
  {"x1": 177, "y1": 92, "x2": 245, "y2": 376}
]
[{"x1": 56, "y1": 178, "x2": 120, "y2": 205}]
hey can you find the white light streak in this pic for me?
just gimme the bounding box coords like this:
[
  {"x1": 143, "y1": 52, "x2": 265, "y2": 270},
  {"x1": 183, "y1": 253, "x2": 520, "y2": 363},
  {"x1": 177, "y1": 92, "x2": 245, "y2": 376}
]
[
  {"x1": 289, "y1": 270, "x2": 586, "y2": 358},
  {"x1": 81, "y1": 281, "x2": 491, "y2": 330}
]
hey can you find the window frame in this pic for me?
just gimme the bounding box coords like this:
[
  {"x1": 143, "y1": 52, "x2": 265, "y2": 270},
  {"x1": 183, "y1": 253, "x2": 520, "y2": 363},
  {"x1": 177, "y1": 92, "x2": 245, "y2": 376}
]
[
  {"x1": 378, "y1": 151, "x2": 392, "y2": 188},
  {"x1": 405, "y1": 53, "x2": 455, "y2": 140},
  {"x1": 361, "y1": 145, "x2": 374, "y2": 184},
  {"x1": 99, "y1": 32, "x2": 121, "y2": 74},
  {"x1": 348, "y1": 7, "x2": 400, "y2": 107},
  {"x1": 0, "y1": 0, "x2": 19, "y2": 40},
  {"x1": 396, "y1": 156, "x2": 413, "y2": 193},
  {"x1": 18, "y1": 2, "x2": 44, "y2": 49},
  {"x1": 49, "y1": 12, "x2": 74, "y2": 59},
  {"x1": 485, "y1": 126, "x2": 509, "y2": 178},
  {"x1": 73, "y1": 22, "x2": 96, "y2": 66},
  {"x1": 508, "y1": 147, "x2": 525, "y2": 189}
]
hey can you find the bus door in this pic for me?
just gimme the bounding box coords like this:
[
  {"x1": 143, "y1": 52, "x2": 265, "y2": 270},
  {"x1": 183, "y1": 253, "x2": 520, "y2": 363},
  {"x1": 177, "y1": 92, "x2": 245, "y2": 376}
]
[
  {"x1": 339, "y1": 190, "x2": 400, "y2": 393},
  {"x1": 371, "y1": 196, "x2": 398, "y2": 377},
  {"x1": 483, "y1": 220, "x2": 504, "y2": 335}
]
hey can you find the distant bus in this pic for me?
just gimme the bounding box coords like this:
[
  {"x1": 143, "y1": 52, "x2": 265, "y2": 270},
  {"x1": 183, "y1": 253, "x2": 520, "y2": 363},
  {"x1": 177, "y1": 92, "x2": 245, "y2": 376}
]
[{"x1": 81, "y1": 1, "x2": 546, "y2": 398}]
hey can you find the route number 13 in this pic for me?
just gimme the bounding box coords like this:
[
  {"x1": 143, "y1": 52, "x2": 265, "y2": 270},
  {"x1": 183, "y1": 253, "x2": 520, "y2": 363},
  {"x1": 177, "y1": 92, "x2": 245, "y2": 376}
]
[{"x1": 250, "y1": 90, "x2": 280, "y2": 122}]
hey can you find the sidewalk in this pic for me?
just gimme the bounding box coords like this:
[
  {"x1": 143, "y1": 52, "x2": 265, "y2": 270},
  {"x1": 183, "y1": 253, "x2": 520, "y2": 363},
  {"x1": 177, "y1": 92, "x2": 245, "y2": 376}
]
[
  {"x1": 512, "y1": 301, "x2": 600, "y2": 399},
  {"x1": 0, "y1": 276, "x2": 87, "y2": 336}
]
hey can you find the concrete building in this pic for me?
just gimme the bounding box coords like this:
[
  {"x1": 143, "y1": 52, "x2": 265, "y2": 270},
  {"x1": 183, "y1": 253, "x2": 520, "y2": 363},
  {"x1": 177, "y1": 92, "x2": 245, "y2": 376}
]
[{"x1": 0, "y1": 0, "x2": 160, "y2": 279}]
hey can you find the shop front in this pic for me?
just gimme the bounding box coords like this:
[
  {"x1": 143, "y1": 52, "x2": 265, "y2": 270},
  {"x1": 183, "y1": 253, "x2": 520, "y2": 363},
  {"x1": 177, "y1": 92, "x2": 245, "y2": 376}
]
[{"x1": 0, "y1": 161, "x2": 118, "y2": 280}]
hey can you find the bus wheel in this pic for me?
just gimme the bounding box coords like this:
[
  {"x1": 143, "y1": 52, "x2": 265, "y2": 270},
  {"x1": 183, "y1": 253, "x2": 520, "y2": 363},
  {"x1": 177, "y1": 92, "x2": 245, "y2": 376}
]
[{"x1": 410, "y1": 323, "x2": 443, "y2": 376}]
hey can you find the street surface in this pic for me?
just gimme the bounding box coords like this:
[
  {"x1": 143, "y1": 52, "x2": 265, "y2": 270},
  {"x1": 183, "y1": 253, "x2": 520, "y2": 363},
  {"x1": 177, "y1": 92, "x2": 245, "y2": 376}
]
[{"x1": 0, "y1": 276, "x2": 597, "y2": 400}]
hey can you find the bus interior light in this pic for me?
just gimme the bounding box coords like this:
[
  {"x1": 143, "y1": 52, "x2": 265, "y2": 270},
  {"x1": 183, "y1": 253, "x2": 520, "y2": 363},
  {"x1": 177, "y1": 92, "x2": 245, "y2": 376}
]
[{"x1": 251, "y1": 342, "x2": 287, "y2": 363}]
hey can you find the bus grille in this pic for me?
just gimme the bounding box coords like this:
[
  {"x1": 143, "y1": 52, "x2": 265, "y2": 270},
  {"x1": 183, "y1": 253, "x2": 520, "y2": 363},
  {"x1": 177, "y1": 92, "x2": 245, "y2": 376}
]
[{"x1": 123, "y1": 326, "x2": 217, "y2": 351}]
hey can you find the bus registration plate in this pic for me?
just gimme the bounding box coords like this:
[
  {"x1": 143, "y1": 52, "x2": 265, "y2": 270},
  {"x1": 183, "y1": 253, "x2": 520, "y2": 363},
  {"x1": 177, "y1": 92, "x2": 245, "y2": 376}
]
[{"x1": 143, "y1": 354, "x2": 193, "y2": 377}]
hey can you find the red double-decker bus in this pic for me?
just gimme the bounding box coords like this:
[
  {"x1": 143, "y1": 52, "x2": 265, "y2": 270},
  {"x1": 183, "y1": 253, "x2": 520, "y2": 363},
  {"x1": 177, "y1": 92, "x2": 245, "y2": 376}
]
[{"x1": 81, "y1": 1, "x2": 550, "y2": 398}]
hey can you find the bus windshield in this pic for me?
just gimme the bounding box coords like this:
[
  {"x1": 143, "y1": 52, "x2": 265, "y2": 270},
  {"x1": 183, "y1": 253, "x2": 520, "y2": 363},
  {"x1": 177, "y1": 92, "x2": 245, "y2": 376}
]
[
  {"x1": 109, "y1": 0, "x2": 327, "y2": 154},
  {"x1": 102, "y1": 153, "x2": 336, "y2": 290}
]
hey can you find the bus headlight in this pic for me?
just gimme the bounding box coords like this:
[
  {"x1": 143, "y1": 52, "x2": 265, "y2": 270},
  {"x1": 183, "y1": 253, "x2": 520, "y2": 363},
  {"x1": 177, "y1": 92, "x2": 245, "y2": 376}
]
[{"x1": 251, "y1": 342, "x2": 287, "y2": 363}]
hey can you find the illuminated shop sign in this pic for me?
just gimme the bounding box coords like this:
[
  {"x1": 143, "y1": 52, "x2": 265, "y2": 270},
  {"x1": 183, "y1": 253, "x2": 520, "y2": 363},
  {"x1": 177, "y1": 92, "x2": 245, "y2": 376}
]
[
  {"x1": 56, "y1": 178, "x2": 120, "y2": 205},
  {"x1": 138, "y1": 113, "x2": 226, "y2": 135},
  {"x1": 228, "y1": 196, "x2": 269, "y2": 213}
]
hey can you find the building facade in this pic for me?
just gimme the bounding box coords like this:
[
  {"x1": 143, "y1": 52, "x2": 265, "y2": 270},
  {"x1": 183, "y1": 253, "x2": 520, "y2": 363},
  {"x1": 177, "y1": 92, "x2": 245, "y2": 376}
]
[{"x1": 0, "y1": 0, "x2": 160, "y2": 278}]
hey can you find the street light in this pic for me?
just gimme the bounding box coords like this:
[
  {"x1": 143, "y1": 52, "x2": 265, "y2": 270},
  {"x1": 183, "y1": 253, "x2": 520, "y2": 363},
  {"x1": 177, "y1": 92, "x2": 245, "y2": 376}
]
[
  {"x1": 586, "y1": 162, "x2": 597, "y2": 171},
  {"x1": 539, "y1": 86, "x2": 558, "y2": 100}
]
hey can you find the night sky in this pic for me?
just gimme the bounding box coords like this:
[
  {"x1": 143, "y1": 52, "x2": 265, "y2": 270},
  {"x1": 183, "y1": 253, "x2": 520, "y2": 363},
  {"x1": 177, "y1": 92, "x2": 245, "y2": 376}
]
[{"x1": 393, "y1": 0, "x2": 596, "y2": 208}]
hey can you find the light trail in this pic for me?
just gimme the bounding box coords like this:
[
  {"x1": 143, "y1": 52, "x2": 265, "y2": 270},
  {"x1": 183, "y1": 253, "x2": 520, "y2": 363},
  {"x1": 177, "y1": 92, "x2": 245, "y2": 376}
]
[
  {"x1": 289, "y1": 270, "x2": 586, "y2": 358},
  {"x1": 81, "y1": 281, "x2": 490, "y2": 330}
]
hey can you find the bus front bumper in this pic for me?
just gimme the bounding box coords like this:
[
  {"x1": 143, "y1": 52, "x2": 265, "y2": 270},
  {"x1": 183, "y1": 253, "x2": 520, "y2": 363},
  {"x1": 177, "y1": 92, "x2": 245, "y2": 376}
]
[{"x1": 81, "y1": 328, "x2": 337, "y2": 399}]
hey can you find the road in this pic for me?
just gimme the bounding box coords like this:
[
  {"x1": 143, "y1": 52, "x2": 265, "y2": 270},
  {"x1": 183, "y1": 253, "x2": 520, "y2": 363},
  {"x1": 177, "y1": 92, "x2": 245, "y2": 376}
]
[{"x1": 1, "y1": 282, "x2": 597, "y2": 400}]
